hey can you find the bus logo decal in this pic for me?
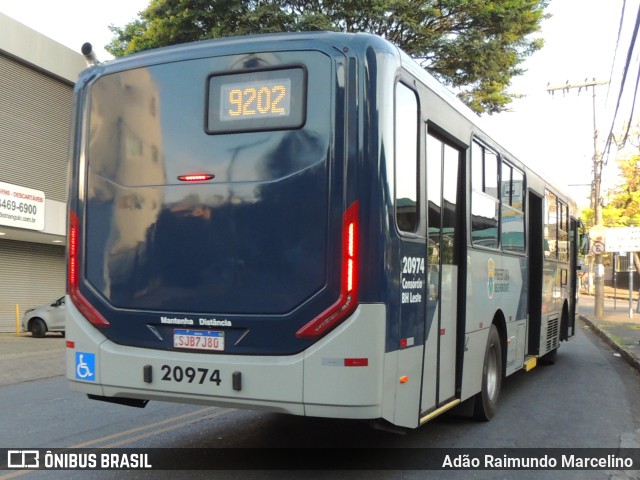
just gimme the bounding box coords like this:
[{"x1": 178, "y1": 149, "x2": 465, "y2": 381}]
[{"x1": 487, "y1": 258, "x2": 495, "y2": 299}]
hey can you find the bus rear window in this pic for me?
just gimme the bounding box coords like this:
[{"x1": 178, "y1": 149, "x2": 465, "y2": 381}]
[{"x1": 206, "y1": 67, "x2": 307, "y2": 134}]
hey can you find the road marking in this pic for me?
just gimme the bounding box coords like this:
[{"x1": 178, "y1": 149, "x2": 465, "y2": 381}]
[
  {"x1": 100, "y1": 408, "x2": 232, "y2": 448},
  {"x1": 71, "y1": 405, "x2": 222, "y2": 447},
  {"x1": 0, "y1": 469, "x2": 27, "y2": 479}
]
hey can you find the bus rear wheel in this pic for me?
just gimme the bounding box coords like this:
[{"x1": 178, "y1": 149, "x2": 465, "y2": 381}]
[
  {"x1": 473, "y1": 324, "x2": 502, "y2": 421},
  {"x1": 540, "y1": 347, "x2": 557, "y2": 365}
]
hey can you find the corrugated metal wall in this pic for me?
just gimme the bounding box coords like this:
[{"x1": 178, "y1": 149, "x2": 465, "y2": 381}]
[
  {"x1": 0, "y1": 239, "x2": 65, "y2": 333},
  {"x1": 0, "y1": 53, "x2": 72, "y2": 332},
  {"x1": 0, "y1": 53, "x2": 72, "y2": 202}
]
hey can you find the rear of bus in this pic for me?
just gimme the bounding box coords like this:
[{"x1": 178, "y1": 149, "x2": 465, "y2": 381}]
[{"x1": 66, "y1": 33, "x2": 388, "y2": 419}]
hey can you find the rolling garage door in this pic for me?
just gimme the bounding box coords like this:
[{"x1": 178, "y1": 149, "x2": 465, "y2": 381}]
[
  {"x1": 0, "y1": 54, "x2": 71, "y2": 203},
  {"x1": 0, "y1": 50, "x2": 73, "y2": 332},
  {"x1": 0, "y1": 239, "x2": 65, "y2": 333}
]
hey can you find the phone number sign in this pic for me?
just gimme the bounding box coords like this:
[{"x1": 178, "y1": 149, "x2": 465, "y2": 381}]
[
  {"x1": 0, "y1": 181, "x2": 45, "y2": 231},
  {"x1": 605, "y1": 227, "x2": 640, "y2": 253}
]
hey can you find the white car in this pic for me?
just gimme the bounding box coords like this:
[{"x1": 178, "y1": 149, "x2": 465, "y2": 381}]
[{"x1": 22, "y1": 296, "x2": 66, "y2": 338}]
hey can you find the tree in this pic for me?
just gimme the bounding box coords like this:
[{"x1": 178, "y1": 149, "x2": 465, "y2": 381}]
[
  {"x1": 595, "y1": 120, "x2": 640, "y2": 228},
  {"x1": 605, "y1": 152, "x2": 640, "y2": 279},
  {"x1": 601, "y1": 156, "x2": 640, "y2": 226},
  {"x1": 581, "y1": 154, "x2": 640, "y2": 228},
  {"x1": 580, "y1": 143, "x2": 640, "y2": 280},
  {"x1": 107, "y1": 0, "x2": 549, "y2": 114}
]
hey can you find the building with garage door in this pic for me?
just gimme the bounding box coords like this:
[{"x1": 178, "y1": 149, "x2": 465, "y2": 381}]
[{"x1": 0, "y1": 12, "x2": 85, "y2": 332}]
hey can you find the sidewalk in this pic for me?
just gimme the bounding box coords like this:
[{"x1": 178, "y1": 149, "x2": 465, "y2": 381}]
[
  {"x1": 0, "y1": 333, "x2": 65, "y2": 386},
  {"x1": 578, "y1": 287, "x2": 640, "y2": 374}
]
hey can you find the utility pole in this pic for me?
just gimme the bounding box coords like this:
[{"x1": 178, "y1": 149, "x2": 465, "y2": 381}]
[{"x1": 547, "y1": 79, "x2": 609, "y2": 318}]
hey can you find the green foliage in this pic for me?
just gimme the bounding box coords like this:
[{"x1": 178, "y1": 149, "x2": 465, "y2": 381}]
[
  {"x1": 599, "y1": 154, "x2": 640, "y2": 227},
  {"x1": 106, "y1": 0, "x2": 549, "y2": 114},
  {"x1": 579, "y1": 207, "x2": 594, "y2": 229}
]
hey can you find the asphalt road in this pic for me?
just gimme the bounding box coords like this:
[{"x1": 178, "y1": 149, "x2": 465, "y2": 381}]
[{"x1": 1, "y1": 321, "x2": 639, "y2": 479}]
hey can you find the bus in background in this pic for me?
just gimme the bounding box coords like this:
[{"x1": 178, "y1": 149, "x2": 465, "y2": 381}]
[{"x1": 66, "y1": 32, "x2": 578, "y2": 429}]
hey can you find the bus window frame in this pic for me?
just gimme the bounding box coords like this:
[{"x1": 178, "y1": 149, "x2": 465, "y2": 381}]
[
  {"x1": 394, "y1": 79, "x2": 422, "y2": 237},
  {"x1": 500, "y1": 158, "x2": 526, "y2": 255},
  {"x1": 470, "y1": 138, "x2": 527, "y2": 256},
  {"x1": 470, "y1": 139, "x2": 501, "y2": 251}
]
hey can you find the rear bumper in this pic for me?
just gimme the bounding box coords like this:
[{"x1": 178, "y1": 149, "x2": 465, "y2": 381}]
[{"x1": 66, "y1": 299, "x2": 386, "y2": 419}]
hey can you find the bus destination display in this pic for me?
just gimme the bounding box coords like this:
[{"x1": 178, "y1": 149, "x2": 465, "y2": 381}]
[{"x1": 207, "y1": 68, "x2": 306, "y2": 133}]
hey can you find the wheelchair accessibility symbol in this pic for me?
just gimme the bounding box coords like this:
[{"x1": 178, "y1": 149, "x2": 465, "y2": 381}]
[{"x1": 75, "y1": 352, "x2": 96, "y2": 381}]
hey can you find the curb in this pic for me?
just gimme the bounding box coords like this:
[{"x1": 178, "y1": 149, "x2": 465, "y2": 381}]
[{"x1": 579, "y1": 315, "x2": 640, "y2": 375}]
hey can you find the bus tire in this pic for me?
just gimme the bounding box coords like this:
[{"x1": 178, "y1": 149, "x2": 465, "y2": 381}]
[
  {"x1": 473, "y1": 324, "x2": 502, "y2": 421},
  {"x1": 540, "y1": 348, "x2": 557, "y2": 365}
]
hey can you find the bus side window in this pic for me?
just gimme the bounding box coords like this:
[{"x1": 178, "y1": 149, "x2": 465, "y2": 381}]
[
  {"x1": 558, "y1": 202, "x2": 569, "y2": 262},
  {"x1": 501, "y1": 163, "x2": 525, "y2": 253},
  {"x1": 471, "y1": 141, "x2": 499, "y2": 248},
  {"x1": 395, "y1": 83, "x2": 419, "y2": 233},
  {"x1": 545, "y1": 191, "x2": 558, "y2": 259}
]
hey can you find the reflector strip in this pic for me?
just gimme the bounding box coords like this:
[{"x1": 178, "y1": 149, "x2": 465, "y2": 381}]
[
  {"x1": 66, "y1": 340, "x2": 75, "y2": 349},
  {"x1": 344, "y1": 358, "x2": 368, "y2": 367},
  {"x1": 400, "y1": 337, "x2": 415, "y2": 348},
  {"x1": 68, "y1": 214, "x2": 78, "y2": 288}
]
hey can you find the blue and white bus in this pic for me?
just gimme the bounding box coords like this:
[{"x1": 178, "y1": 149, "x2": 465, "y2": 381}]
[{"x1": 66, "y1": 32, "x2": 578, "y2": 429}]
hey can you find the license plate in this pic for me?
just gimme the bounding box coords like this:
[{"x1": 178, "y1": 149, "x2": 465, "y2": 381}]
[{"x1": 173, "y1": 329, "x2": 224, "y2": 351}]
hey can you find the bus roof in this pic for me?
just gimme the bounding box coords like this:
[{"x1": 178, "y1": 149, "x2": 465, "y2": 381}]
[{"x1": 85, "y1": 30, "x2": 576, "y2": 210}]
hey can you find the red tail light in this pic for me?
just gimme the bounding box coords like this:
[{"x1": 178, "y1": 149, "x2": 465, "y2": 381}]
[
  {"x1": 177, "y1": 174, "x2": 215, "y2": 182},
  {"x1": 296, "y1": 201, "x2": 359, "y2": 339},
  {"x1": 68, "y1": 210, "x2": 110, "y2": 328}
]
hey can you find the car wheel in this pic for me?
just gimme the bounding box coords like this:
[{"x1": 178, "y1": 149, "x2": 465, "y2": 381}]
[{"x1": 30, "y1": 318, "x2": 47, "y2": 338}]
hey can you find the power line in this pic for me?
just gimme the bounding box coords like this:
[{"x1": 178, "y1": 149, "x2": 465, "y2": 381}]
[
  {"x1": 605, "y1": 0, "x2": 627, "y2": 106},
  {"x1": 603, "y1": 0, "x2": 640, "y2": 155}
]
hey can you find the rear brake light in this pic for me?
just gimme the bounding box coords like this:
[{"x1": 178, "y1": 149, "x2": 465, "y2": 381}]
[
  {"x1": 178, "y1": 174, "x2": 215, "y2": 182},
  {"x1": 68, "y1": 210, "x2": 110, "y2": 328},
  {"x1": 296, "y1": 201, "x2": 359, "y2": 339}
]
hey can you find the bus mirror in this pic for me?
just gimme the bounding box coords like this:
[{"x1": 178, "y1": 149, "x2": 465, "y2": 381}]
[{"x1": 579, "y1": 233, "x2": 589, "y2": 256}]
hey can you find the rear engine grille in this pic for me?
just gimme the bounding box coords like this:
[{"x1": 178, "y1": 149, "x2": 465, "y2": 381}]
[{"x1": 546, "y1": 316, "x2": 559, "y2": 352}]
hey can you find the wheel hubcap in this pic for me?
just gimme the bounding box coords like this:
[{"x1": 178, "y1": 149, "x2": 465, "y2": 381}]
[{"x1": 486, "y1": 346, "x2": 498, "y2": 400}]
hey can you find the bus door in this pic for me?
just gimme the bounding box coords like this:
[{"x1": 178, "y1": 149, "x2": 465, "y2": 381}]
[
  {"x1": 420, "y1": 132, "x2": 462, "y2": 415},
  {"x1": 527, "y1": 191, "x2": 544, "y2": 354},
  {"x1": 565, "y1": 217, "x2": 579, "y2": 339}
]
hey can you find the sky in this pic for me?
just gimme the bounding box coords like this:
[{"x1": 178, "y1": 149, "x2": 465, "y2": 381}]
[
  {"x1": 483, "y1": 0, "x2": 640, "y2": 209},
  {"x1": 0, "y1": 0, "x2": 638, "y2": 209}
]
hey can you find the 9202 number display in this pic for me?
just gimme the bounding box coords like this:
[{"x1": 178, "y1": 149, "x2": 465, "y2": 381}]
[
  {"x1": 207, "y1": 67, "x2": 306, "y2": 134},
  {"x1": 225, "y1": 81, "x2": 289, "y2": 119}
]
